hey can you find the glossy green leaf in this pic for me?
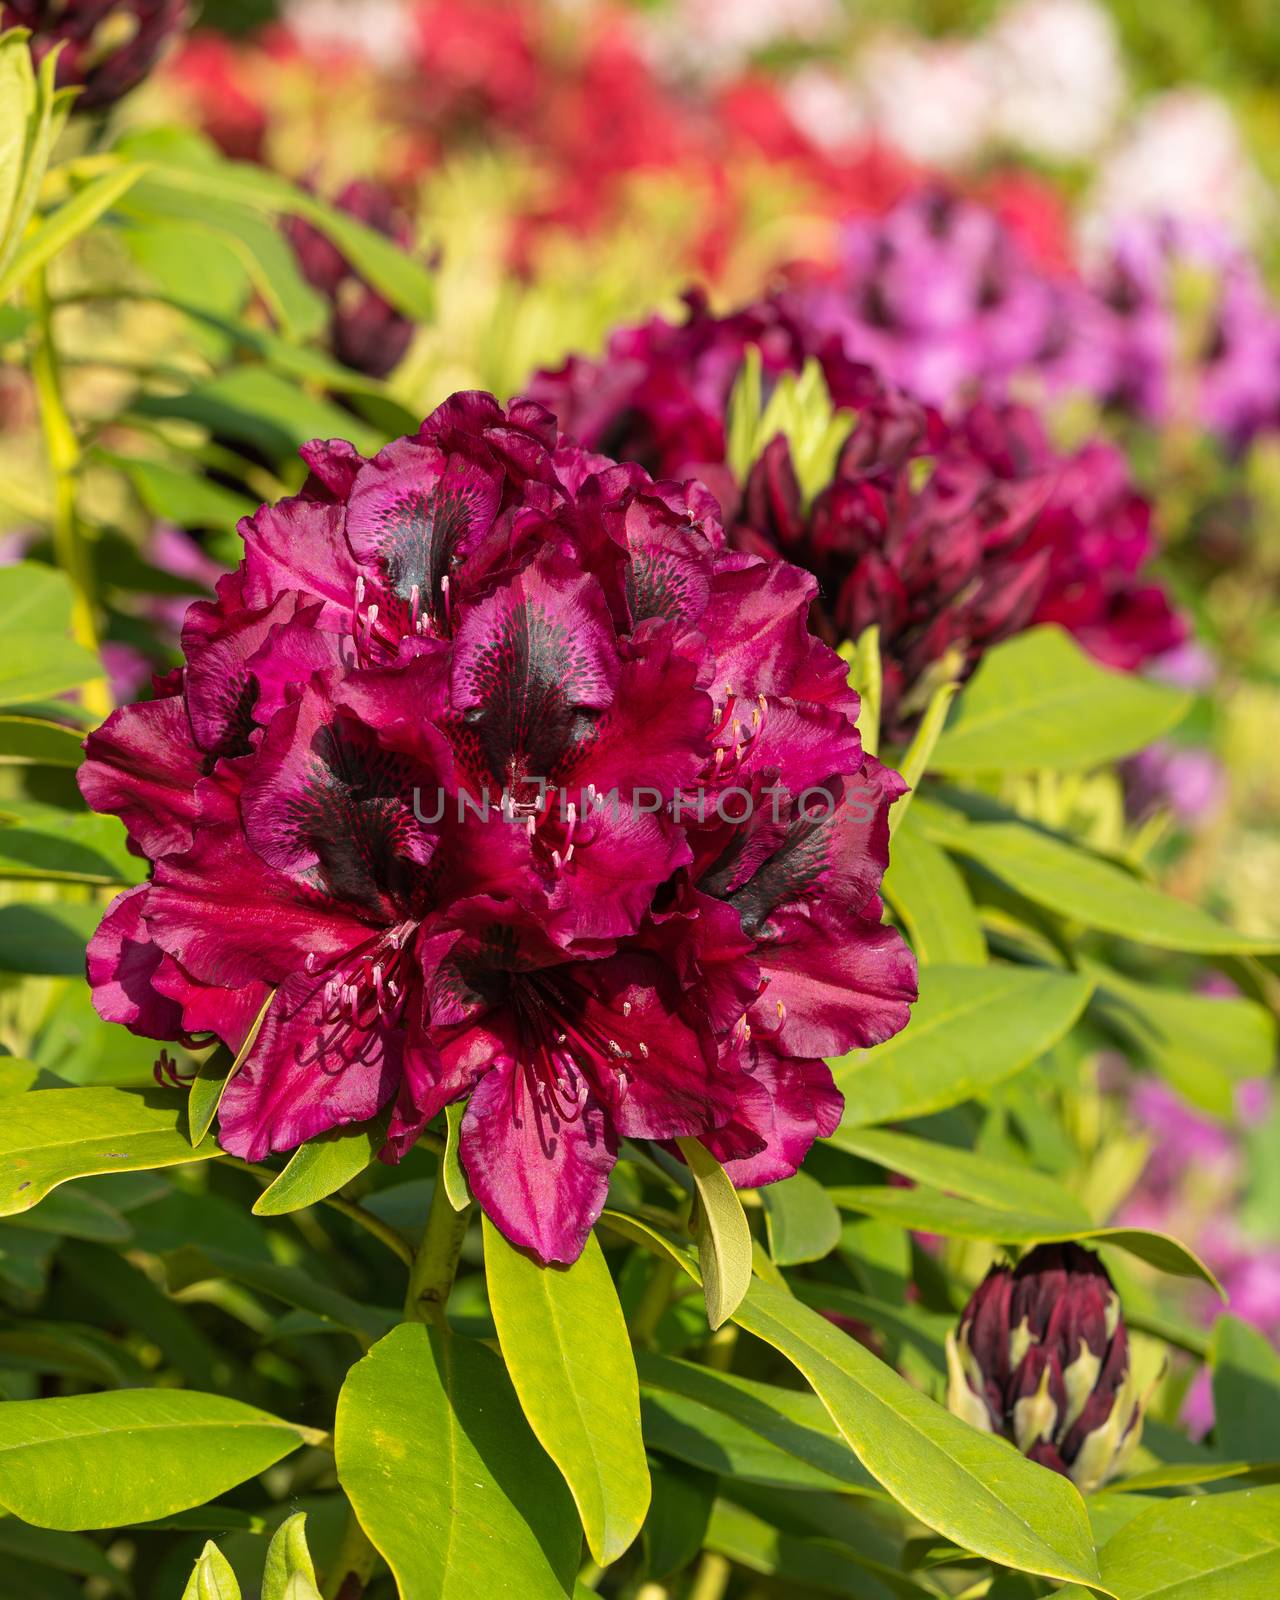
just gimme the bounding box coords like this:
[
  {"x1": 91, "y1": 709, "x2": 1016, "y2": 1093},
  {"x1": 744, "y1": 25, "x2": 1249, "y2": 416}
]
[
  {"x1": 262, "y1": 1511, "x2": 321, "y2": 1600},
  {"x1": 762, "y1": 1171, "x2": 841, "y2": 1265},
  {"x1": 0, "y1": 715, "x2": 84, "y2": 767},
  {"x1": 676, "y1": 1136, "x2": 753, "y2": 1330},
  {"x1": 1087, "y1": 963, "x2": 1277, "y2": 1118},
  {"x1": 0, "y1": 1086, "x2": 216, "y2": 1214},
  {"x1": 5, "y1": 1183, "x2": 132, "y2": 1243},
  {"x1": 605, "y1": 1215, "x2": 1103, "y2": 1588},
  {"x1": 642, "y1": 1462, "x2": 714, "y2": 1583},
  {"x1": 252, "y1": 1117, "x2": 383, "y2": 1216},
  {"x1": 441, "y1": 1100, "x2": 470, "y2": 1209},
  {"x1": 826, "y1": 1125, "x2": 1091, "y2": 1225},
  {"x1": 831, "y1": 964, "x2": 1092, "y2": 1126},
  {"x1": 733, "y1": 1282, "x2": 1103, "y2": 1587},
  {"x1": 0, "y1": 162, "x2": 148, "y2": 298},
  {"x1": 930, "y1": 627, "x2": 1189, "y2": 772},
  {"x1": 0, "y1": 633, "x2": 102, "y2": 707},
  {"x1": 0, "y1": 805, "x2": 141, "y2": 886},
  {"x1": 1097, "y1": 1485, "x2": 1280, "y2": 1597},
  {"x1": 181, "y1": 1541, "x2": 241, "y2": 1600},
  {"x1": 1211, "y1": 1316, "x2": 1280, "y2": 1464},
  {"x1": 882, "y1": 815, "x2": 987, "y2": 964},
  {"x1": 827, "y1": 1186, "x2": 1220, "y2": 1287},
  {"x1": 99, "y1": 451, "x2": 257, "y2": 533},
  {"x1": 335, "y1": 1322, "x2": 579, "y2": 1599},
  {"x1": 926, "y1": 814, "x2": 1279, "y2": 954},
  {"x1": 0, "y1": 1390, "x2": 314, "y2": 1529},
  {"x1": 0, "y1": 1518, "x2": 127, "y2": 1591},
  {"x1": 706, "y1": 1497, "x2": 933, "y2": 1600},
  {"x1": 0, "y1": 902, "x2": 99, "y2": 975},
  {"x1": 130, "y1": 367, "x2": 384, "y2": 459},
  {"x1": 484, "y1": 1220, "x2": 649, "y2": 1564},
  {"x1": 637, "y1": 1352, "x2": 880, "y2": 1495},
  {"x1": 0, "y1": 562, "x2": 73, "y2": 634}
]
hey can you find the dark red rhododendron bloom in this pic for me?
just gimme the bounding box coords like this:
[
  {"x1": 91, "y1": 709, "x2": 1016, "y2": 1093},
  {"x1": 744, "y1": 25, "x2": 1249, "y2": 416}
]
[
  {"x1": 947, "y1": 1243, "x2": 1145, "y2": 1492},
  {"x1": 285, "y1": 180, "x2": 416, "y2": 380},
  {"x1": 80, "y1": 392, "x2": 916, "y2": 1263},
  {"x1": 531, "y1": 294, "x2": 1183, "y2": 738},
  {"x1": 5, "y1": 1, "x2": 188, "y2": 109}
]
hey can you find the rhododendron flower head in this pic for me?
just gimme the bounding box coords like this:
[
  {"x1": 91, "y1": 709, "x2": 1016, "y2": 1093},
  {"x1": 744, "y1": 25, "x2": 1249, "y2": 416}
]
[
  {"x1": 5, "y1": 1, "x2": 189, "y2": 109},
  {"x1": 80, "y1": 392, "x2": 916, "y2": 1263}
]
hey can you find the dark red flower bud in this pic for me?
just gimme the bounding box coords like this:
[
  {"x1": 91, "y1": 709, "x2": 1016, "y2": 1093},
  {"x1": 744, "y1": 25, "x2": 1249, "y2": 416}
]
[
  {"x1": 947, "y1": 1244, "x2": 1144, "y2": 1492},
  {"x1": 285, "y1": 180, "x2": 416, "y2": 381},
  {"x1": 4, "y1": 1, "x2": 188, "y2": 110}
]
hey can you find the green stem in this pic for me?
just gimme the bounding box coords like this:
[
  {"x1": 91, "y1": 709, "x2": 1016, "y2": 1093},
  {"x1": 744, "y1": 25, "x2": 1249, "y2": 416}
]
[
  {"x1": 236, "y1": 1161, "x2": 416, "y2": 1267},
  {"x1": 629, "y1": 1255, "x2": 677, "y2": 1348},
  {"x1": 29, "y1": 268, "x2": 110, "y2": 721},
  {"x1": 404, "y1": 1172, "x2": 471, "y2": 1326},
  {"x1": 688, "y1": 1552, "x2": 732, "y2": 1600}
]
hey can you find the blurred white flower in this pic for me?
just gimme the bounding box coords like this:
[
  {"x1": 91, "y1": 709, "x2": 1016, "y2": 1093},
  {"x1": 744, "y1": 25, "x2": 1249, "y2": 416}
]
[
  {"x1": 987, "y1": 0, "x2": 1125, "y2": 161},
  {"x1": 782, "y1": 64, "x2": 866, "y2": 151},
  {"x1": 643, "y1": 0, "x2": 842, "y2": 83},
  {"x1": 1085, "y1": 89, "x2": 1270, "y2": 246},
  {"x1": 857, "y1": 35, "x2": 994, "y2": 167},
  {"x1": 283, "y1": 0, "x2": 418, "y2": 71}
]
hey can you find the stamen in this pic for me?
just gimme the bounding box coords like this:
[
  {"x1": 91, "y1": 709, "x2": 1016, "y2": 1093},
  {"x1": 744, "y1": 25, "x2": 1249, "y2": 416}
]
[{"x1": 622, "y1": 1000, "x2": 632, "y2": 1017}]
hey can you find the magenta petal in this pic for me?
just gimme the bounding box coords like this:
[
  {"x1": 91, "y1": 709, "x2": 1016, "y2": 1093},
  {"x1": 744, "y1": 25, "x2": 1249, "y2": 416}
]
[
  {"x1": 216, "y1": 966, "x2": 402, "y2": 1161},
  {"x1": 87, "y1": 886, "x2": 185, "y2": 1038},
  {"x1": 79, "y1": 696, "x2": 204, "y2": 860},
  {"x1": 460, "y1": 1054, "x2": 616, "y2": 1264},
  {"x1": 708, "y1": 1046, "x2": 844, "y2": 1187},
  {"x1": 239, "y1": 496, "x2": 361, "y2": 627},
  {"x1": 146, "y1": 820, "x2": 372, "y2": 990}
]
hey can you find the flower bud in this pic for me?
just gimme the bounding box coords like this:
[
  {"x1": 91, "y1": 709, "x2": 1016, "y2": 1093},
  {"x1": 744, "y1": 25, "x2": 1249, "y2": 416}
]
[
  {"x1": 946, "y1": 1243, "x2": 1144, "y2": 1492},
  {"x1": 4, "y1": 2, "x2": 189, "y2": 111}
]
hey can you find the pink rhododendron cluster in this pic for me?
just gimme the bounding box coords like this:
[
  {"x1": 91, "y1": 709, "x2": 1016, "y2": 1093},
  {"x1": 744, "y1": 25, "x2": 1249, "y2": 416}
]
[
  {"x1": 80, "y1": 392, "x2": 916, "y2": 1263},
  {"x1": 531, "y1": 292, "x2": 1184, "y2": 737}
]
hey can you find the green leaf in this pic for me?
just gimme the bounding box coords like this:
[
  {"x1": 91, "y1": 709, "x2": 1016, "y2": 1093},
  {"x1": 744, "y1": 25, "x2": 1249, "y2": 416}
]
[
  {"x1": 930, "y1": 627, "x2": 1190, "y2": 772},
  {"x1": 0, "y1": 634, "x2": 102, "y2": 706},
  {"x1": 676, "y1": 1136, "x2": 753, "y2": 1330},
  {"x1": 0, "y1": 714, "x2": 85, "y2": 767},
  {"x1": 1086, "y1": 962, "x2": 1277, "y2": 1119},
  {"x1": 441, "y1": 1100, "x2": 470, "y2": 1209},
  {"x1": 97, "y1": 450, "x2": 257, "y2": 533},
  {"x1": 335, "y1": 1322, "x2": 580, "y2": 1599},
  {"x1": 732, "y1": 1282, "x2": 1103, "y2": 1589},
  {"x1": 642, "y1": 1462, "x2": 714, "y2": 1583},
  {"x1": 0, "y1": 1390, "x2": 314, "y2": 1530},
  {"x1": 5, "y1": 1182, "x2": 132, "y2": 1243},
  {"x1": 890, "y1": 679, "x2": 958, "y2": 836},
  {"x1": 130, "y1": 366, "x2": 384, "y2": 459},
  {"x1": 0, "y1": 38, "x2": 65, "y2": 289},
  {"x1": 1097, "y1": 1485, "x2": 1280, "y2": 1597},
  {"x1": 1211, "y1": 1316, "x2": 1280, "y2": 1464},
  {"x1": 0, "y1": 805, "x2": 142, "y2": 886},
  {"x1": 139, "y1": 157, "x2": 435, "y2": 321},
  {"x1": 0, "y1": 901, "x2": 99, "y2": 975},
  {"x1": 831, "y1": 964, "x2": 1092, "y2": 1126},
  {"x1": 826, "y1": 1187, "x2": 1220, "y2": 1287},
  {"x1": 882, "y1": 814, "x2": 987, "y2": 964},
  {"x1": 925, "y1": 813, "x2": 1279, "y2": 954},
  {"x1": 251, "y1": 1117, "x2": 383, "y2": 1217},
  {"x1": 0, "y1": 162, "x2": 148, "y2": 299},
  {"x1": 195, "y1": 1250, "x2": 395, "y2": 1346},
  {"x1": 0, "y1": 1519, "x2": 128, "y2": 1592},
  {"x1": 0, "y1": 562, "x2": 73, "y2": 633},
  {"x1": 607, "y1": 1215, "x2": 1103, "y2": 1588},
  {"x1": 762, "y1": 1171, "x2": 842, "y2": 1265},
  {"x1": 261, "y1": 1511, "x2": 320, "y2": 1600},
  {"x1": 181, "y1": 1541, "x2": 242, "y2": 1600},
  {"x1": 826, "y1": 1126, "x2": 1092, "y2": 1225},
  {"x1": 637, "y1": 1352, "x2": 880, "y2": 1495},
  {"x1": 484, "y1": 1220, "x2": 650, "y2": 1564},
  {"x1": 0, "y1": 1086, "x2": 216, "y2": 1215},
  {"x1": 705, "y1": 1497, "x2": 933, "y2": 1600}
]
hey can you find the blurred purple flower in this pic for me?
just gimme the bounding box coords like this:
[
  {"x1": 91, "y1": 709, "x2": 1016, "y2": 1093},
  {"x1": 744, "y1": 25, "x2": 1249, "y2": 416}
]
[{"x1": 3, "y1": 1, "x2": 189, "y2": 109}]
